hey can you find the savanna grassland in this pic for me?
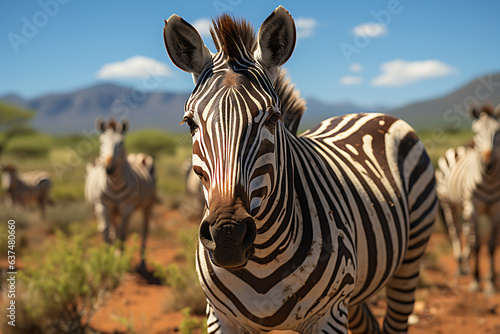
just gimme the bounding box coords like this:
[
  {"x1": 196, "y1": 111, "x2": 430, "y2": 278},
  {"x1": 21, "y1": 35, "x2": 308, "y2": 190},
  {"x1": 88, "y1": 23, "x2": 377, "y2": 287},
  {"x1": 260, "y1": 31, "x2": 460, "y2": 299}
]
[{"x1": 1, "y1": 125, "x2": 500, "y2": 334}]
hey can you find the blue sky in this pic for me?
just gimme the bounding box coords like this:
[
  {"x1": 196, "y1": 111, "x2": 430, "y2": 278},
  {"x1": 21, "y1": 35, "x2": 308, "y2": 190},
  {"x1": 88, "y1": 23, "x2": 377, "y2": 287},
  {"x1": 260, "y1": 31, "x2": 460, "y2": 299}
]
[{"x1": 1, "y1": 0, "x2": 499, "y2": 108}]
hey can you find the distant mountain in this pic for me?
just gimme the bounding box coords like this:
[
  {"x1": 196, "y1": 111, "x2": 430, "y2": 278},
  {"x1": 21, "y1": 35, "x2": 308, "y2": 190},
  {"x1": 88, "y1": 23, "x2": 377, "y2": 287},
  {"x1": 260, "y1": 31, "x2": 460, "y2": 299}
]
[
  {"x1": 0, "y1": 83, "x2": 191, "y2": 133},
  {"x1": 390, "y1": 73, "x2": 500, "y2": 129},
  {"x1": 0, "y1": 83, "x2": 387, "y2": 134},
  {"x1": 298, "y1": 98, "x2": 387, "y2": 131}
]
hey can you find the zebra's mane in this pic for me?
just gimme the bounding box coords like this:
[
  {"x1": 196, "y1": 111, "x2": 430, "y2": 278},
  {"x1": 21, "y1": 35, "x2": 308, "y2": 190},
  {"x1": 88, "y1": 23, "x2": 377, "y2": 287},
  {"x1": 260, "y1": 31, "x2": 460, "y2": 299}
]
[
  {"x1": 105, "y1": 119, "x2": 118, "y2": 130},
  {"x1": 210, "y1": 14, "x2": 257, "y2": 60},
  {"x1": 274, "y1": 68, "x2": 307, "y2": 135},
  {"x1": 209, "y1": 14, "x2": 306, "y2": 136},
  {"x1": 481, "y1": 103, "x2": 494, "y2": 116}
]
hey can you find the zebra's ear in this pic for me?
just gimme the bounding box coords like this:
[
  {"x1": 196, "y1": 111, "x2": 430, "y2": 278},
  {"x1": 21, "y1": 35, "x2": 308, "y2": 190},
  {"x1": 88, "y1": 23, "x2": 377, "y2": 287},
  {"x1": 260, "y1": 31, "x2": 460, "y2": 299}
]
[
  {"x1": 120, "y1": 119, "x2": 129, "y2": 134},
  {"x1": 164, "y1": 15, "x2": 212, "y2": 83},
  {"x1": 467, "y1": 102, "x2": 480, "y2": 119},
  {"x1": 95, "y1": 117, "x2": 106, "y2": 133},
  {"x1": 494, "y1": 104, "x2": 500, "y2": 119},
  {"x1": 254, "y1": 6, "x2": 296, "y2": 79}
]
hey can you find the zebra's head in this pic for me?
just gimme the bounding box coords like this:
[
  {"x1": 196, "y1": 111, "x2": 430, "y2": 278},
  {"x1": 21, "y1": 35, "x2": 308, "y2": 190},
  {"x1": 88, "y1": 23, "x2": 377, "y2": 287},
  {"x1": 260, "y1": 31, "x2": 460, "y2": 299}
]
[
  {"x1": 469, "y1": 103, "x2": 500, "y2": 167},
  {"x1": 1, "y1": 164, "x2": 17, "y2": 191},
  {"x1": 96, "y1": 118, "x2": 129, "y2": 175},
  {"x1": 164, "y1": 6, "x2": 296, "y2": 268}
]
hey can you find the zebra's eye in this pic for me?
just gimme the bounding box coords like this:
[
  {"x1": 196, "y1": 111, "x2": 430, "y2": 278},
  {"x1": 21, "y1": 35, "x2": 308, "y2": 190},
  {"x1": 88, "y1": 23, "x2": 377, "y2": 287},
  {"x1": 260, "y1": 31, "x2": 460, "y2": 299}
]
[
  {"x1": 182, "y1": 117, "x2": 198, "y2": 135},
  {"x1": 266, "y1": 113, "x2": 282, "y2": 127}
]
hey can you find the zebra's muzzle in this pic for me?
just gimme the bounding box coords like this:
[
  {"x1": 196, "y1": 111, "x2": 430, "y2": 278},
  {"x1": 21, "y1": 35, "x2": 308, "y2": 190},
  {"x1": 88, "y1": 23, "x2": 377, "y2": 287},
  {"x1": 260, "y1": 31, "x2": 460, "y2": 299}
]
[{"x1": 199, "y1": 208, "x2": 256, "y2": 268}]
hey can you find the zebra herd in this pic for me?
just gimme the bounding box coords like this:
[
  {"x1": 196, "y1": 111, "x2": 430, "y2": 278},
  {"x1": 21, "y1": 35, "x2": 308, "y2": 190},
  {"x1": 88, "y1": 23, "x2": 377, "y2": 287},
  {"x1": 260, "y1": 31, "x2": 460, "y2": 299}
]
[
  {"x1": 435, "y1": 102, "x2": 500, "y2": 296},
  {"x1": 0, "y1": 5, "x2": 499, "y2": 333}
]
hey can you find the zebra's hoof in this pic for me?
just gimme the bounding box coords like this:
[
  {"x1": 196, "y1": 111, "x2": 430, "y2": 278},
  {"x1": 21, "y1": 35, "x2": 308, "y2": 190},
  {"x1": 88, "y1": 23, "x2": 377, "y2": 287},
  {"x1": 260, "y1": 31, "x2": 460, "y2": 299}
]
[
  {"x1": 484, "y1": 282, "x2": 496, "y2": 297},
  {"x1": 469, "y1": 280, "x2": 481, "y2": 293}
]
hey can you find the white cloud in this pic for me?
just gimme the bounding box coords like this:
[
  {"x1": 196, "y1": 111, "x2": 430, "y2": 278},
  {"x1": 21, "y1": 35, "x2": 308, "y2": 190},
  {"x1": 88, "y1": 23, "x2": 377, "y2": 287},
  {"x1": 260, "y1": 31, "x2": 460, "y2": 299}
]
[
  {"x1": 340, "y1": 76, "x2": 363, "y2": 86},
  {"x1": 295, "y1": 17, "x2": 317, "y2": 39},
  {"x1": 352, "y1": 23, "x2": 387, "y2": 38},
  {"x1": 97, "y1": 56, "x2": 172, "y2": 79},
  {"x1": 193, "y1": 18, "x2": 212, "y2": 37},
  {"x1": 371, "y1": 59, "x2": 456, "y2": 87},
  {"x1": 350, "y1": 63, "x2": 362, "y2": 73}
]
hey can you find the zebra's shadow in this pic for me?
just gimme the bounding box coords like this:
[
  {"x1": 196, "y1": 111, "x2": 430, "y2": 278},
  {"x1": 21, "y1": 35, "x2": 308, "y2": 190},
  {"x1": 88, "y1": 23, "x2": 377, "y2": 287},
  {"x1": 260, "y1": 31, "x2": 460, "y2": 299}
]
[{"x1": 134, "y1": 262, "x2": 162, "y2": 285}]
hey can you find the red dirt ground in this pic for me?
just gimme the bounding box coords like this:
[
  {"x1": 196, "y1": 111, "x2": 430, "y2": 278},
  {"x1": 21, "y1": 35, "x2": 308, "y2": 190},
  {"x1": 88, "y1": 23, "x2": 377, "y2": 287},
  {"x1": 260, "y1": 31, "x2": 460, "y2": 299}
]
[{"x1": 3, "y1": 208, "x2": 500, "y2": 333}]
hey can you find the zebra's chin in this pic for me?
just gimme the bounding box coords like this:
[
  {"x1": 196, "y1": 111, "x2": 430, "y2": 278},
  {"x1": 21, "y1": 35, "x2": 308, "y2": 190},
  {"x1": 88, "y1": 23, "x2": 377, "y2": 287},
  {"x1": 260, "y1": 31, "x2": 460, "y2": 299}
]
[{"x1": 206, "y1": 244, "x2": 255, "y2": 270}]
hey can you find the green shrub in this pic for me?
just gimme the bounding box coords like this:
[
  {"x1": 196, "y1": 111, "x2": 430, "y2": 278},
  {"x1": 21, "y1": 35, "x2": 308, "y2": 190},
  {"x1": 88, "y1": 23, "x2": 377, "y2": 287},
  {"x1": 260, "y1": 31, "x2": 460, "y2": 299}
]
[
  {"x1": 154, "y1": 230, "x2": 207, "y2": 315},
  {"x1": 179, "y1": 307, "x2": 207, "y2": 334},
  {"x1": 15, "y1": 231, "x2": 135, "y2": 333},
  {"x1": 44, "y1": 202, "x2": 93, "y2": 234},
  {"x1": 125, "y1": 129, "x2": 177, "y2": 157},
  {"x1": 5, "y1": 133, "x2": 52, "y2": 158}
]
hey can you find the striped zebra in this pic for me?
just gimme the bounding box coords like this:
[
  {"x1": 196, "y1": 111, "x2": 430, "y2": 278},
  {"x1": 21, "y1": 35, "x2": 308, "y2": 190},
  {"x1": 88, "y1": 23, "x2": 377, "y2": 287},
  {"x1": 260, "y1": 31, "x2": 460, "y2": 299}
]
[
  {"x1": 182, "y1": 159, "x2": 206, "y2": 218},
  {"x1": 435, "y1": 103, "x2": 500, "y2": 294},
  {"x1": 163, "y1": 6, "x2": 436, "y2": 333},
  {"x1": 1, "y1": 164, "x2": 53, "y2": 218},
  {"x1": 85, "y1": 118, "x2": 157, "y2": 266}
]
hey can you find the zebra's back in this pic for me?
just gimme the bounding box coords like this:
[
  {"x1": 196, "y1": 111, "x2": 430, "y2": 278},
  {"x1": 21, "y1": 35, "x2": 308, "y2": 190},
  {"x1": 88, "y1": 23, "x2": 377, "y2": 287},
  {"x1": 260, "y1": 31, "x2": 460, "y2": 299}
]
[
  {"x1": 302, "y1": 113, "x2": 437, "y2": 304},
  {"x1": 18, "y1": 170, "x2": 52, "y2": 202},
  {"x1": 435, "y1": 146, "x2": 483, "y2": 207}
]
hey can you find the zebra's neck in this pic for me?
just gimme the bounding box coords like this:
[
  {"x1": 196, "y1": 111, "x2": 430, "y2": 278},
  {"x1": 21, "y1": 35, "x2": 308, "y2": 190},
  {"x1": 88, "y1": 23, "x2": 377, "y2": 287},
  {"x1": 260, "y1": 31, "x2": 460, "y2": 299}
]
[
  {"x1": 249, "y1": 125, "x2": 326, "y2": 268},
  {"x1": 107, "y1": 151, "x2": 131, "y2": 185}
]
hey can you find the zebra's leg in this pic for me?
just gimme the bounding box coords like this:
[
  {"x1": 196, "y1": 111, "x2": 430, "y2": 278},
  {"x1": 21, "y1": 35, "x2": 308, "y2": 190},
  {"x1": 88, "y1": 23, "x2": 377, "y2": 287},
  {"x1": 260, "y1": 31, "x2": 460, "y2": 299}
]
[
  {"x1": 117, "y1": 207, "x2": 134, "y2": 250},
  {"x1": 348, "y1": 302, "x2": 380, "y2": 334},
  {"x1": 138, "y1": 206, "x2": 152, "y2": 270},
  {"x1": 205, "y1": 303, "x2": 255, "y2": 334},
  {"x1": 441, "y1": 202, "x2": 466, "y2": 275},
  {"x1": 310, "y1": 300, "x2": 349, "y2": 334},
  {"x1": 485, "y1": 210, "x2": 500, "y2": 296},
  {"x1": 39, "y1": 199, "x2": 46, "y2": 220},
  {"x1": 4, "y1": 195, "x2": 13, "y2": 209},
  {"x1": 95, "y1": 202, "x2": 113, "y2": 244},
  {"x1": 384, "y1": 211, "x2": 434, "y2": 333},
  {"x1": 463, "y1": 200, "x2": 481, "y2": 292}
]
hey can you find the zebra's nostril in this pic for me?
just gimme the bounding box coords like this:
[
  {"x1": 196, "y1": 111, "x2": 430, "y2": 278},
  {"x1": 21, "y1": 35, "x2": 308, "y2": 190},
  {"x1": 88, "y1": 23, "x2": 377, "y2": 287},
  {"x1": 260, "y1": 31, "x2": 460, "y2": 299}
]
[
  {"x1": 242, "y1": 218, "x2": 256, "y2": 250},
  {"x1": 199, "y1": 220, "x2": 215, "y2": 251}
]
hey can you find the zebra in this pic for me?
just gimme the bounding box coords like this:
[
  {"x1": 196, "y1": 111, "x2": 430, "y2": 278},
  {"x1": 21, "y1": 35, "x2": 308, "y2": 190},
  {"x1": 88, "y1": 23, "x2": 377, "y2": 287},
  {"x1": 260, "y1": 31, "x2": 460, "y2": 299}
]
[
  {"x1": 85, "y1": 118, "x2": 157, "y2": 267},
  {"x1": 435, "y1": 103, "x2": 500, "y2": 294},
  {"x1": 1, "y1": 164, "x2": 53, "y2": 218},
  {"x1": 182, "y1": 158, "x2": 206, "y2": 218},
  {"x1": 163, "y1": 6, "x2": 436, "y2": 333}
]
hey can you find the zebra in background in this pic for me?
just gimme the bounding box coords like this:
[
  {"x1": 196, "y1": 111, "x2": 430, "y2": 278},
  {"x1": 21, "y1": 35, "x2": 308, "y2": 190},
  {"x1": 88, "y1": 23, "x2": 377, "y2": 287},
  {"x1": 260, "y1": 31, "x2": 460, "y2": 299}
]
[
  {"x1": 181, "y1": 159, "x2": 205, "y2": 218},
  {"x1": 435, "y1": 103, "x2": 500, "y2": 294},
  {"x1": 1, "y1": 164, "x2": 53, "y2": 218},
  {"x1": 85, "y1": 118, "x2": 157, "y2": 267},
  {"x1": 163, "y1": 6, "x2": 436, "y2": 333}
]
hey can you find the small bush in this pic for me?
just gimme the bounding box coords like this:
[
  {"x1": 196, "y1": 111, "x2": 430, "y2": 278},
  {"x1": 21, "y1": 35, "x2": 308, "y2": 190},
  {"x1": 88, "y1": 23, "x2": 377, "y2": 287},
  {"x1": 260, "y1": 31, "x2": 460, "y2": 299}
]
[
  {"x1": 125, "y1": 129, "x2": 177, "y2": 158},
  {"x1": 179, "y1": 307, "x2": 207, "y2": 334},
  {"x1": 14, "y1": 231, "x2": 135, "y2": 333},
  {"x1": 154, "y1": 230, "x2": 206, "y2": 315},
  {"x1": 5, "y1": 133, "x2": 52, "y2": 158},
  {"x1": 44, "y1": 202, "x2": 93, "y2": 234}
]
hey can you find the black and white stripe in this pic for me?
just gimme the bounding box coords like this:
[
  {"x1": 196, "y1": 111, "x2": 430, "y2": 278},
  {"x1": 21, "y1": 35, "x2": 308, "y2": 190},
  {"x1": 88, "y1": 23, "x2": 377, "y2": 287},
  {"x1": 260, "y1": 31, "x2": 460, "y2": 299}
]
[
  {"x1": 1, "y1": 164, "x2": 53, "y2": 218},
  {"x1": 85, "y1": 119, "x2": 157, "y2": 263},
  {"x1": 164, "y1": 6, "x2": 437, "y2": 333},
  {"x1": 435, "y1": 103, "x2": 500, "y2": 294}
]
